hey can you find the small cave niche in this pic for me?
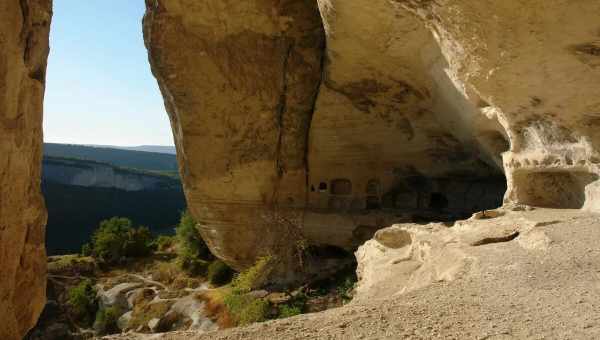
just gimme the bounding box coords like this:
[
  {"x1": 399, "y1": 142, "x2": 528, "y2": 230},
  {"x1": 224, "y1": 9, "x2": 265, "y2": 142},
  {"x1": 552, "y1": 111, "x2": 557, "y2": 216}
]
[
  {"x1": 512, "y1": 171, "x2": 598, "y2": 209},
  {"x1": 318, "y1": 182, "x2": 328, "y2": 192},
  {"x1": 365, "y1": 179, "x2": 381, "y2": 210},
  {"x1": 429, "y1": 192, "x2": 449, "y2": 211},
  {"x1": 330, "y1": 178, "x2": 352, "y2": 195}
]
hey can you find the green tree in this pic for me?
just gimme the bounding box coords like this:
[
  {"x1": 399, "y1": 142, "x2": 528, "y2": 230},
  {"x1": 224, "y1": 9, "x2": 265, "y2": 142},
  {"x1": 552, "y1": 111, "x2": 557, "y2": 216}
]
[
  {"x1": 92, "y1": 217, "x2": 132, "y2": 264},
  {"x1": 125, "y1": 226, "x2": 154, "y2": 257},
  {"x1": 89, "y1": 217, "x2": 155, "y2": 264}
]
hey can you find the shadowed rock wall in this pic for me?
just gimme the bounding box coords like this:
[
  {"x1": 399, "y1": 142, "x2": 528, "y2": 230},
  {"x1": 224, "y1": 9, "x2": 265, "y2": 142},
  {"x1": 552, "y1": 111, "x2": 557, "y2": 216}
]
[
  {"x1": 0, "y1": 0, "x2": 51, "y2": 339},
  {"x1": 397, "y1": 0, "x2": 600, "y2": 211}
]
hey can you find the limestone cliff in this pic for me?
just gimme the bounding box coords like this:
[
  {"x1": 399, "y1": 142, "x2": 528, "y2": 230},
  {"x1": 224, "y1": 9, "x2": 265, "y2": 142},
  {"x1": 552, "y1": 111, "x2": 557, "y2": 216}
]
[
  {"x1": 143, "y1": 0, "x2": 325, "y2": 273},
  {"x1": 397, "y1": 0, "x2": 600, "y2": 211},
  {"x1": 1, "y1": 1, "x2": 600, "y2": 336},
  {"x1": 0, "y1": 0, "x2": 51, "y2": 339},
  {"x1": 42, "y1": 157, "x2": 180, "y2": 192},
  {"x1": 143, "y1": 0, "x2": 600, "y2": 273}
]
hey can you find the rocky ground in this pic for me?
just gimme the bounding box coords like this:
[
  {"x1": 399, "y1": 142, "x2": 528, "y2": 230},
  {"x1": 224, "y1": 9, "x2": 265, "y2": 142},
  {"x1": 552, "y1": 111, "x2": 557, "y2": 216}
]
[{"x1": 105, "y1": 208, "x2": 600, "y2": 339}]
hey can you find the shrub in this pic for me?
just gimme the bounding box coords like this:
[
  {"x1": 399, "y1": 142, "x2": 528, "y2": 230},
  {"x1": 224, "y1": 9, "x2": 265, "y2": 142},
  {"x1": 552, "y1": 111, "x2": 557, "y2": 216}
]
[
  {"x1": 89, "y1": 217, "x2": 155, "y2": 264},
  {"x1": 223, "y1": 293, "x2": 270, "y2": 325},
  {"x1": 67, "y1": 279, "x2": 98, "y2": 327},
  {"x1": 336, "y1": 275, "x2": 356, "y2": 304},
  {"x1": 92, "y1": 217, "x2": 133, "y2": 264},
  {"x1": 230, "y1": 256, "x2": 272, "y2": 293},
  {"x1": 221, "y1": 256, "x2": 274, "y2": 326},
  {"x1": 154, "y1": 235, "x2": 175, "y2": 252},
  {"x1": 176, "y1": 211, "x2": 211, "y2": 273},
  {"x1": 207, "y1": 260, "x2": 234, "y2": 286},
  {"x1": 278, "y1": 304, "x2": 302, "y2": 318},
  {"x1": 94, "y1": 306, "x2": 121, "y2": 335},
  {"x1": 124, "y1": 226, "x2": 154, "y2": 257},
  {"x1": 81, "y1": 243, "x2": 92, "y2": 257},
  {"x1": 277, "y1": 292, "x2": 307, "y2": 319}
]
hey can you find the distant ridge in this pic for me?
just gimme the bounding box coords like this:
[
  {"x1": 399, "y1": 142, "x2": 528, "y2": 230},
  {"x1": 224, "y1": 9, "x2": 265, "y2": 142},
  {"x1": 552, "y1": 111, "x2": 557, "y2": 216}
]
[
  {"x1": 87, "y1": 144, "x2": 177, "y2": 154},
  {"x1": 43, "y1": 143, "x2": 178, "y2": 172}
]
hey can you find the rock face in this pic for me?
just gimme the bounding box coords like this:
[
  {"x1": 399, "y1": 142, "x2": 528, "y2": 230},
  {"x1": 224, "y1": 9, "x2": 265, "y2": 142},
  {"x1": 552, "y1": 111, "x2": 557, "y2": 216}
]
[
  {"x1": 43, "y1": 157, "x2": 180, "y2": 191},
  {"x1": 144, "y1": 0, "x2": 600, "y2": 272},
  {"x1": 2, "y1": 0, "x2": 600, "y2": 333},
  {"x1": 143, "y1": 0, "x2": 326, "y2": 272},
  {"x1": 0, "y1": 0, "x2": 51, "y2": 339},
  {"x1": 397, "y1": 0, "x2": 600, "y2": 212}
]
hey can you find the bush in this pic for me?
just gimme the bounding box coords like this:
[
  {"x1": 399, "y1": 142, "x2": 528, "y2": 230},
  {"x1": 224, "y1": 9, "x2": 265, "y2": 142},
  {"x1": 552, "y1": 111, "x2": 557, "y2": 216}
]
[
  {"x1": 278, "y1": 304, "x2": 302, "y2": 319},
  {"x1": 223, "y1": 293, "x2": 270, "y2": 325},
  {"x1": 277, "y1": 293, "x2": 307, "y2": 319},
  {"x1": 92, "y1": 217, "x2": 131, "y2": 264},
  {"x1": 230, "y1": 256, "x2": 272, "y2": 293},
  {"x1": 81, "y1": 243, "x2": 92, "y2": 257},
  {"x1": 221, "y1": 256, "x2": 273, "y2": 326},
  {"x1": 67, "y1": 279, "x2": 98, "y2": 327},
  {"x1": 124, "y1": 226, "x2": 154, "y2": 257},
  {"x1": 336, "y1": 275, "x2": 356, "y2": 304},
  {"x1": 154, "y1": 235, "x2": 175, "y2": 252},
  {"x1": 94, "y1": 306, "x2": 121, "y2": 335},
  {"x1": 88, "y1": 217, "x2": 155, "y2": 264},
  {"x1": 207, "y1": 260, "x2": 234, "y2": 286},
  {"x1": 176, "y1": 211, "x2": 211, "y2": 273}
]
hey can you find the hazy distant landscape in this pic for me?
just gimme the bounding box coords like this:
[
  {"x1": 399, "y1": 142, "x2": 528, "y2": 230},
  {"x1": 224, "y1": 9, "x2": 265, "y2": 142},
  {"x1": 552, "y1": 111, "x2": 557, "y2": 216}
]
[{"x1": 42, "y1": 143, "x2": 185, "y2": 254}]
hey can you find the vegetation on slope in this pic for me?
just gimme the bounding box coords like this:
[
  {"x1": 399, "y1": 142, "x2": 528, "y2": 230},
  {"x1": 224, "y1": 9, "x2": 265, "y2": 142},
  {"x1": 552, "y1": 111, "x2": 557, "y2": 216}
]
[
  {"x1": 43, "y1": 180, "x2": 185, "y2": 255},
  {"x1": 44, "y1": 143, "x2": 178, "y2": 171}
]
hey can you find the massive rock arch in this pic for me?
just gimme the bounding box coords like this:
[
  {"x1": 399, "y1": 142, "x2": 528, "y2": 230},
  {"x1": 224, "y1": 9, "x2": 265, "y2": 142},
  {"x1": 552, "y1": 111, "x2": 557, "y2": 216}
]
[{"x1": 1, "y1": 0, "x2": 599, "y2": 337}]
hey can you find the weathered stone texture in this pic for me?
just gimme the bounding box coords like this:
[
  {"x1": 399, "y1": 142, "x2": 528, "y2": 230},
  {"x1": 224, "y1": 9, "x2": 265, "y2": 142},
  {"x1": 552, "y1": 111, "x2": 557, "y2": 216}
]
[
  {"x1": 143, "y1": 0, "x2": 325, "y2": 272},
  {"x1": 397, "y1": 0, "x2": 600, "y2": 211},
  {"x1": 144, "y1": 0, "x2": 600, "y2": 271},
  {"x1": 0, "y1": 0, "x2": 51, "y2": 339}
]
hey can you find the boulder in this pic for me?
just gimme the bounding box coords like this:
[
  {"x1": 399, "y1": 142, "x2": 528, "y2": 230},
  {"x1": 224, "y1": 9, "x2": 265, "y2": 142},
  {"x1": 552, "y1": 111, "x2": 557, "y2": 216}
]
[{"x1": 97, "y1": 282, "x2": 143, "y2": 311}]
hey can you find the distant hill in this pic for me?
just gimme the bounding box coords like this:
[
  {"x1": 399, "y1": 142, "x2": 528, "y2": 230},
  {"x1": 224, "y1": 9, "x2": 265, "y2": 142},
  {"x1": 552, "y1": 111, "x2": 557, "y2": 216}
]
[
  {"x1": 41, "y1": 145, "x2": 185, "y2": 255},
  {"x1": 88, "y1": 144, "x2": 177, "y2": 155},
  {"x1": 44, "y1": 143, "x2": 178, "y2": 172}
]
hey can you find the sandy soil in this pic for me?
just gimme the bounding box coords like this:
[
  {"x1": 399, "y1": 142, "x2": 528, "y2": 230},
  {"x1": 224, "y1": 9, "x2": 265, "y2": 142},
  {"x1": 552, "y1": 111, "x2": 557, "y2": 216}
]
[{"x1": 106, "y1": 209, "x2": 600, "y2": 340}]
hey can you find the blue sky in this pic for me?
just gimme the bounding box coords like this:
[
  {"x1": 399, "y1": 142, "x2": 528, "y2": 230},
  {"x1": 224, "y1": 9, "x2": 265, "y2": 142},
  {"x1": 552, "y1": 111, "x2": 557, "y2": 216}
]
[{"x1": 43, "y1": 0, "x2": 174, "y2": 146}]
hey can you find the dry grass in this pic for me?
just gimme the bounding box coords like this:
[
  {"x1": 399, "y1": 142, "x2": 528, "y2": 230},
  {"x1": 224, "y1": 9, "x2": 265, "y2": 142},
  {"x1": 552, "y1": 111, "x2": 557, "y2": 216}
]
[{"x1": 198, "y1": 289, "x2": 234, "y2": 329}]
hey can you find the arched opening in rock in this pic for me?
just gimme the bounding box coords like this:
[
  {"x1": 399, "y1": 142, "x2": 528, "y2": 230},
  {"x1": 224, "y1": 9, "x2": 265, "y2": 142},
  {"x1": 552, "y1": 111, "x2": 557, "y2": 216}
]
[
  {"x1": 512, "y1": 171, "x2": 599, "y2": 209},
  {"x1": 41, "y1": 1, "x2": 184, "y2": 255}
]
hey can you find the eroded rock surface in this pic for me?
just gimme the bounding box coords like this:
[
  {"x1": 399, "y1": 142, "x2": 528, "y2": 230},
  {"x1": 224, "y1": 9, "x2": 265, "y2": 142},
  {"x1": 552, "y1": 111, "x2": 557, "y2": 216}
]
[
  {"x1": 143, "y1": 0, "x2": 325, "y2": 273},
  {"x1": 105, "y1": 209, "x2": 600, "y2": 339},
  {"x1": 0, "y1": 0, "x2": 51, "y2": 338},
  {"x1": 144, "y1": 0, "x2": 600, "y2": 272},
  {"x1": 397, "y1": 0, "x2": 600, "y2": 211}
]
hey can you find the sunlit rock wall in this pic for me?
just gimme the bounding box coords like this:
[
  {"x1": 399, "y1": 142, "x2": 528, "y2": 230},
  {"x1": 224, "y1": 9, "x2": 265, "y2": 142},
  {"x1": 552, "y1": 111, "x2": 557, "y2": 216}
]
[
  {"x1": 144, "y1": 0, "x2": 600, "y2": 273},
  {"x1": 143, "y1": 0, "x2": 325, "y2": 272},
  {"x1": 0, "y1": 0, "x2": 51, "y2": 339}
]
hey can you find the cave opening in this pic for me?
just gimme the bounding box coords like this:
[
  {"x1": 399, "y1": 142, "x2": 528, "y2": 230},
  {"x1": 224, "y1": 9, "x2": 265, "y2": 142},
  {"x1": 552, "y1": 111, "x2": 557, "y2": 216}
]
[{"x1": 41, "y1": 0, "x2": 184, "y2": 256}]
